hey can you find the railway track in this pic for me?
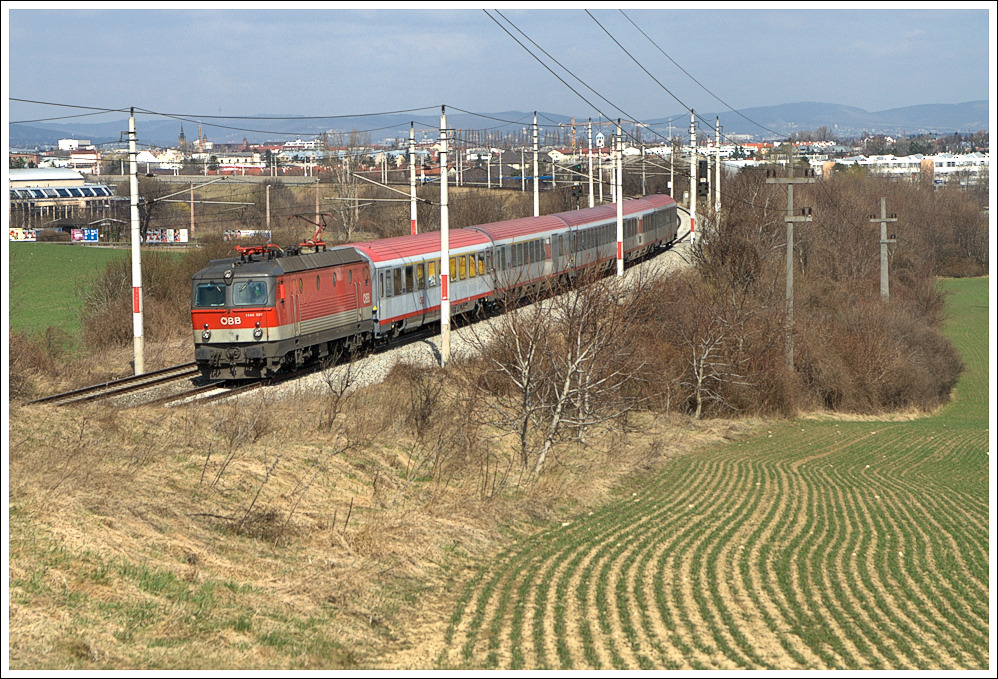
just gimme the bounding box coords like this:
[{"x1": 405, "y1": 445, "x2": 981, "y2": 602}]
[
  {"x1": 26, "y1": 238, "x2": 690, "y2": 410},
  {"x1": 27, "y1": 362, "x2": 204, "y2": 407}
]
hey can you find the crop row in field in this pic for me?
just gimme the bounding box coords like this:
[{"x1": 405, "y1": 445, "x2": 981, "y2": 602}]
[{"x1": 435, "y1": 278, "x2": 989, "y2": 670}]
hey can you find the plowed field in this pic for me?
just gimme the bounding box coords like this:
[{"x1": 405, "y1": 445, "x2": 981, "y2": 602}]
[{"x1": 395, "y1": 277, "x2": 990, "y2": 670}]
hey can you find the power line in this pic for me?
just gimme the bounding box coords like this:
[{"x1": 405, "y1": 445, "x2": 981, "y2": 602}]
[
  {"x1": 485, "y1": 10, "x2": 679, "y2": 150},
  {"x1": 617, "y1": 10, "x2": 786, "y2": 140}
]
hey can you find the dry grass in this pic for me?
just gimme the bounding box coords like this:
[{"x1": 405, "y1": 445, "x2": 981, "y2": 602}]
[{"x1": 8, "y1": 338, "x2": 752, "y2": 669}]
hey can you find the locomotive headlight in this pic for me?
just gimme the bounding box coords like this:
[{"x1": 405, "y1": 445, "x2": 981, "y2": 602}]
[
  {"x1": 223, "y1": 269, "x2": 233, "y2": 281},
  {"x1": 202, "y1": 323, "x2": 211, "y2": 341},
  {"x1": 253, "y1": 322, "x2": 263, "y2": 340}
]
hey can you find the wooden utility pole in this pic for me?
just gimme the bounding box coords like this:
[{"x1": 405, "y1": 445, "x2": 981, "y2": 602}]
[
  {"x1": 766, "y1": 149, "x2": 815, "y2": 369},
  {"x1": 871, "y1": 198, "x2": 898, "y2": 301}
]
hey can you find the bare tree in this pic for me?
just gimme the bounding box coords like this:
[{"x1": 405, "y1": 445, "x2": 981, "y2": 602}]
[{"x1": 466, "y1": 271, "x2": 650, "y2": 476}]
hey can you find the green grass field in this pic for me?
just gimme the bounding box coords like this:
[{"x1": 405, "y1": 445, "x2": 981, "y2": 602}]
[
  {"x1": 8, "y1": 243, "x2": 131, "y2": 337},
  {"x1": 432, "y1": 277, "x2": 990, "y2": 669}
]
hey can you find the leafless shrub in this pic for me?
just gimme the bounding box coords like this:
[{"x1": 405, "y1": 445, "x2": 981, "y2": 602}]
[{"x1": 465, "y1": 270, "x2": 651, "y2": 477}]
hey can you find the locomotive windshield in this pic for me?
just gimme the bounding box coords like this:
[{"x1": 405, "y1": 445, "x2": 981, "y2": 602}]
[
  {"x1": 232, "y1": 279, "x2": 272, "y2": 307},
  {"x1": 194, "y1": 282, "x2": 226, "y2": 308}
]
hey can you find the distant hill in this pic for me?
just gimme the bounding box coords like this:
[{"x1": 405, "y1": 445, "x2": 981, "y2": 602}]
[
  {"x1": 685, "y1": 100, "x2": 989, "y2": 141},
  {"x1": 8, "y1": 101, "x2": 988, "y2": 149}
]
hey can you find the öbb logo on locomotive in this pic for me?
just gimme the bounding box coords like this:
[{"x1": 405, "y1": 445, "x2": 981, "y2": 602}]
[{"x1": 191, "y1": 195, "x2": 681, "y2": 380}]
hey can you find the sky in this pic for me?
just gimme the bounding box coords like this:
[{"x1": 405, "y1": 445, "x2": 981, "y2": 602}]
[{"x1": 5, "y1": 4, "x2": 996, "y2": 130}]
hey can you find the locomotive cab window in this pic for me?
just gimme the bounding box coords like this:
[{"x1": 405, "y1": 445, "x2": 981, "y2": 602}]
[
  {"x1": 233, "y1": 279, "x2": 271, "y2": 307},
  {"x1": 194, "y1": 282, "x2": 226, "y2": 308}
]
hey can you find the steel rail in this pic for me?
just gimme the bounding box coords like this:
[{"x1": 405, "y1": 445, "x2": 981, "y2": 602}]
[{"x1": 27, "y1": 362, "x2": 200, "y2": 406}]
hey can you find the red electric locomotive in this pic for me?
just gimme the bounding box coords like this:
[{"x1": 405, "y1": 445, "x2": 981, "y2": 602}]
[{"x1": 191, "y1": 245, "x2": 373, "y2": 379}]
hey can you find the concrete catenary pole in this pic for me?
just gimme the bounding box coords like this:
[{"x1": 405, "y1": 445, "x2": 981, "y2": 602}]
[
  {"x1": 598, "y1": 143, "x2": 604, "y2": 204},
  {"x1": 520, "y1": 148, "x2": 527, "y2": 191},
  {"x1": 439, "y1": 106, "x2": 451, "y2": 366},
  {"x1": 609, "y1": 138, "x2": 616, "y2": 204},
  {"x1": 128, "y1": 107, "x2": 144, "y2": 375},
  {"x1": 410, "y1": 122, "x2": 417, "y2": 235},
  {"x1": 670, "y1": 131, "x2": 675, "y2": 199},
  {"x1": 266, "y1": 184, "x2": 271, "y2": 232},
  {"x1": 533, "y1": 112, "x2": 539, "y2": 217},
  {"x1": 766, "y1": 146, "x2": 815, "y2": 369},
  {"x1": 871, "y1": 198, "x2": 898, "y2": 301},
  {"x1": 689, "y1": 110, "x2": 696, "y2": 245},
  {"x1": 587, "y1": 119, "x2": 595, "y2": 208},
  {"x1": 616, "y1": 122, "x2": 624, "y2": 277},
  {"x1": 189, "y1": 183, "x2": 195, "y2": 238},
  {"x1": 715, "y1": 117, "x2": 721, "y2": 224},
  {"x1": 641, "y1": 143, "x2": 647, "y2": 195}
]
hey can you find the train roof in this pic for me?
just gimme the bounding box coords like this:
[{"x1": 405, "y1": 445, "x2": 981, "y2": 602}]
[
  {"x1": 346, "y1": 229, "x2": 490, "y2": 263},
  {"x1": 470, "y1": 215, "x2": 567, "y2": 241},
  {"x1": 192, "y1": 247, "x2": 365, "y2": 280},
  {"x1": 550, "y1": 195, "x2": 676, "y2": 227},
  {"x1": 473, "y1": 194, "x2": 677, "y2": 240}
]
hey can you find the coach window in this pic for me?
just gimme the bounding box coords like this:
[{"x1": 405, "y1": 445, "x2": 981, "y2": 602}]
[
  {"x1": 379, "y1": 272, "x2": 386, "y2": 298},
  {"x1": 393, "y1": 268, "x2": 402, "y2": 294},
  {"x1": 449, "y1": 257, "x2": 457, "y2": 281},
  {"x1": 427, "y1": 260, "x2": 437, "y2": 287},
  {"x1": 416, "y1": 263, "x2": 426, "y2": 290},
  {"x1": 457, "y1": 255, "x2": 465, "y2": 280},
  {"x1": 405, "y1": 265, "x2": 415, "y2": 292}
]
